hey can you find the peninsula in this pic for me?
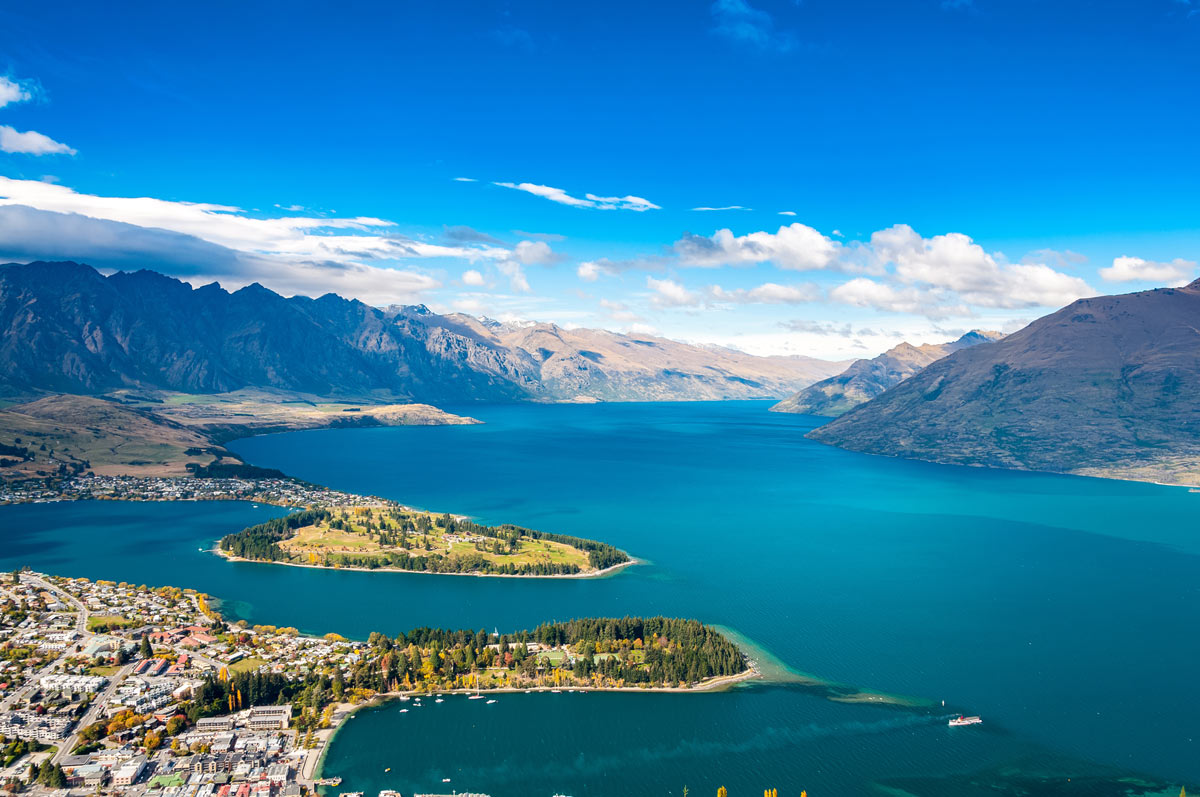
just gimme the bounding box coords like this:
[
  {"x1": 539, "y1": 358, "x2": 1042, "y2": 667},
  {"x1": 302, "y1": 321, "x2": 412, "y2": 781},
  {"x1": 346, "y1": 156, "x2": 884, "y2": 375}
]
[
  {"x1": 0, "y1": 391, "x2": 478, "y2": 483},
  {"x1": 218, "y1": 504, "x2": 632, "y2": 577},
  {"x1": 0, "y1": 570, "x2": 753, "y2": 794}
]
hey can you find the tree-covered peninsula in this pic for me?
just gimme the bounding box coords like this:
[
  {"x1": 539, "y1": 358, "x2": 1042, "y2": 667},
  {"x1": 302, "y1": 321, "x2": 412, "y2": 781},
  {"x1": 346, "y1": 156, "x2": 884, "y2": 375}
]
[
  {"x1": 218, "y1": 504, "x2": 632, "y2": 577},
  {"x1": 186, "y1": 617, "x2": 749, "y2": 719}
]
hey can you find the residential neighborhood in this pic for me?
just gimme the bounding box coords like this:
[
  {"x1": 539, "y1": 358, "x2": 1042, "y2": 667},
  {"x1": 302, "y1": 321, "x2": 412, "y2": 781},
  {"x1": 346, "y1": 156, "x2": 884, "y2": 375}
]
[
  {"x1": 0, "y1": 476, "x2": 384, "y2": 511},
  {"x1": 1, "y1": 570, "x2": 370, "y2": 797}
]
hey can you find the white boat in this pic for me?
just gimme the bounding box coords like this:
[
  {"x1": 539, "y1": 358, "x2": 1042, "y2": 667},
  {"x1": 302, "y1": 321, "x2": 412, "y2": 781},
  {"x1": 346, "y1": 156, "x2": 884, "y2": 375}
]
[
  {"x1": 948, "y1": 715, "x2": 982, "y2": 727},
  {"x1": 398, "y1": 708, "x2": 408, "y2": 713},
  {"x1": 486, "y1": 699, "x2": 496, "y2": 704},
  {"x1": 435, "y1": 698, "x2": 444, "y2": 703},
  {"x1": 398, "y1": 695, "x2": 410, "y2": 702},
  {"x1": 442, "y1": 778, "x2": 451, "y2": 783},
  {"x1": 468, "y1": 694, "x2": 485, "y2": 700}
]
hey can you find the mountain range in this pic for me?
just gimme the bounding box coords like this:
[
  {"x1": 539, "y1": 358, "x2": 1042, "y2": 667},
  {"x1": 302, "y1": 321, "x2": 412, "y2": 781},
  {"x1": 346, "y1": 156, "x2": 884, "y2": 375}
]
[
  {"x1": 808, "y1": 280, "x2": 1200, "y2": 485},
  {"x1": 770, "y1": 330, "x2": 1003, "y2": 416},
  {"x1": 0, "y1": 261, "x2": 846, "y2": 403}
]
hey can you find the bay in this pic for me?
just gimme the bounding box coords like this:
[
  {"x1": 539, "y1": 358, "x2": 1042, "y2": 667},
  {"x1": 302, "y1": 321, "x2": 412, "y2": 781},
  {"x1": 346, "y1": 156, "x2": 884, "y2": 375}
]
[{"x1": 3, "y1": 401, "x2": 1197, "y2": 794}]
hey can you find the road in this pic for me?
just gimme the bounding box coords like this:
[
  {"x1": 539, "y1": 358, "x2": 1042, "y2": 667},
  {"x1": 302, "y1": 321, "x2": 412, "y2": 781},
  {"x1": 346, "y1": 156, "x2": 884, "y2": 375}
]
[
  {"x1": 51, "y1": 661, "x2": 137, "y2": 764},
  {"x1": 0, "y1": 574, "x2": 93, "y2": 713},
  {"x1": 4, "y1": 574, "x2": 217, "y2": 764}
]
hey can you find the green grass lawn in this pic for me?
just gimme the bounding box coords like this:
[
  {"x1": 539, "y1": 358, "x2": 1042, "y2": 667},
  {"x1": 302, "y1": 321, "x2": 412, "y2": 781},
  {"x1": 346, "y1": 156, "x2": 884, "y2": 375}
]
[
  {"x1": 277, "y1": 506, "x2": 593, "y2": 571},
  {"x1": 228, "y1": 656, "x2": 269, "y2": 674},
  {"x1": 537, "y1": 650, "x2": 568, "y2": 666},
  {"x1": 86, "y1": 614, "x2": 138, "y2": 632},
  {"x1": 87, "y1": 664, "x2": 122, "y2": 676}
]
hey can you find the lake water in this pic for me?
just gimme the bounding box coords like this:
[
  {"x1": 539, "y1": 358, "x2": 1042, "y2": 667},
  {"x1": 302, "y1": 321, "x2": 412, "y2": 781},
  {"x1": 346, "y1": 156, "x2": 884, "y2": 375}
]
[{"x1": 3, "y1": 401, "x2": 1197, "y2": 795}]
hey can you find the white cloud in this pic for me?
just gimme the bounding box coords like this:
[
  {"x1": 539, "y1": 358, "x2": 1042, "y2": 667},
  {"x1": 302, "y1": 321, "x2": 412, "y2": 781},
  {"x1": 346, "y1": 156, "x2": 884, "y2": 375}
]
[
  {"x1": 512, "y1": 229, "x2": 566, "y2": 242},
  {"x1": 0, "y1": 176, "x2": 510, "y2": 266},
  {"x1": 1021, "y1": 248, "x2": 1087, "y2": 268},
  {"x1": 495, "y1": 181, "x2": 660, "y2": 211},
  {"x1": 781, "y1": 320, "x2": 861, "y2": 337},
  {"x1": 497, "y1": 260, "x2": 531, "y2": 293},
  {"x1": 645, "y1": 277, "x2": 819, "y2": 309},
  {"x1": 452, "y1": 296, "x2": 488, "y2": 315},
  {"x1": 576, "y1": 255, "x2": 669, "y2": 282},
  {"x1": 0, "y1": 178, "x2": 570, "y2": 306},
  {"x1": 582, "y1": 192, "x2": 660, "y2": 211},
  {"x1": 647, "y1": 276, "x2": 701, "y2": 307},
  {"x1": 577, "y1": 261, "x2": 606, "y2": 282},
  {"x1": 778, "y1": 210, "x2": 797, "y2": 216},
  {"x1": 495, "y1": 182, "x2": 588, "y2": 208},
  {"x1": 993, "y1": 263, "x2": 1098, "y2": 307},
  {"x1": 461, "y1": 269, "x2": 486, "y2": 287},
  {"x1": 1099, "y1": 255, "x2": 1196, "y2": 285},
  {"x1": 0, "y1": 205, "x2": 441, "y2": 306},
  {"x1": 0, "y1": 77, "x2": 31, "y2": 109},
  {"x1": 452, "y1": 177, "x2": 477, "y2": 182},
  {"x1": 692, "y1": 205, "x2": 750, "y2": 212},
  {"x1": 599, "y1": 298, "x2": 644, "y2": 323},
  {"x1": 708, "y1": 282, "x2": 820, "y2": 304},
  {"x1": 482, "y1": 239, "x2": 562, "y2": 292},
  {"x1": 829, "y1": 278, "x2": 964, "y2": 318},
  {"x1": 675, "y1": 222, "x2": 839, "y2": 271},
  {"x1": 443, "y1": 225, "x2": 505, "y2": 246},
  {"x1": 513, "y1": 239, "x2": 561, "y2": 265},
  {"x1": 0, "y1": 125, "x2": 76, "y2": 156},
  {"x1": 868, "y1": 224, "x2": 1094, "y2": 309}
]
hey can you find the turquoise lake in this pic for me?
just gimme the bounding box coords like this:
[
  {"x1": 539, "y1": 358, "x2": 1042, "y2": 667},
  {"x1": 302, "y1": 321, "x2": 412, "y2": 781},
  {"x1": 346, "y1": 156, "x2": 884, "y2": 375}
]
[{"x1": 3, "y1": 401, "x2": 1198, "y2": 795}]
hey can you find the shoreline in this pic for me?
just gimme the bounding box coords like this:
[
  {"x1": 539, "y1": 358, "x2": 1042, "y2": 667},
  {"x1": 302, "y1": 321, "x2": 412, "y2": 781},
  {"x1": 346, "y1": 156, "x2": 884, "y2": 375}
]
[{"x1": 212, "y1": 544, "x2": 639, "y2": 580}]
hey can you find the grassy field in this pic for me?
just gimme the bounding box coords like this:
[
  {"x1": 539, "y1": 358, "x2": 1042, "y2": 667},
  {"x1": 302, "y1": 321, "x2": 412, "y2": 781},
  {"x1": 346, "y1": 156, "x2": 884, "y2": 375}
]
[
  {"x1": 86, "y1": 664, "x2": 123, "y2": 676},
  {"x1": 276, "y1": 505, "x2": 594, "y2": 572},
  {"x1": 228, "y1": 656, "x2": 269, "y2": 675},
  {"x1": 0, "y1": 395, "x2": 217, "y2": 480},
  {"x1": 86, "y1": 614, "x2": 139, "y2": 632}
]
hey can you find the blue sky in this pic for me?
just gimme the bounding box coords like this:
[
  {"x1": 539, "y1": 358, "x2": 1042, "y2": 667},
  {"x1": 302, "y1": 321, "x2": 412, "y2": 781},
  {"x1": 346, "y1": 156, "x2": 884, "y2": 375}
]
[{"x1": 0, "y1": 0, "x2": 1198, "y2": 358}]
